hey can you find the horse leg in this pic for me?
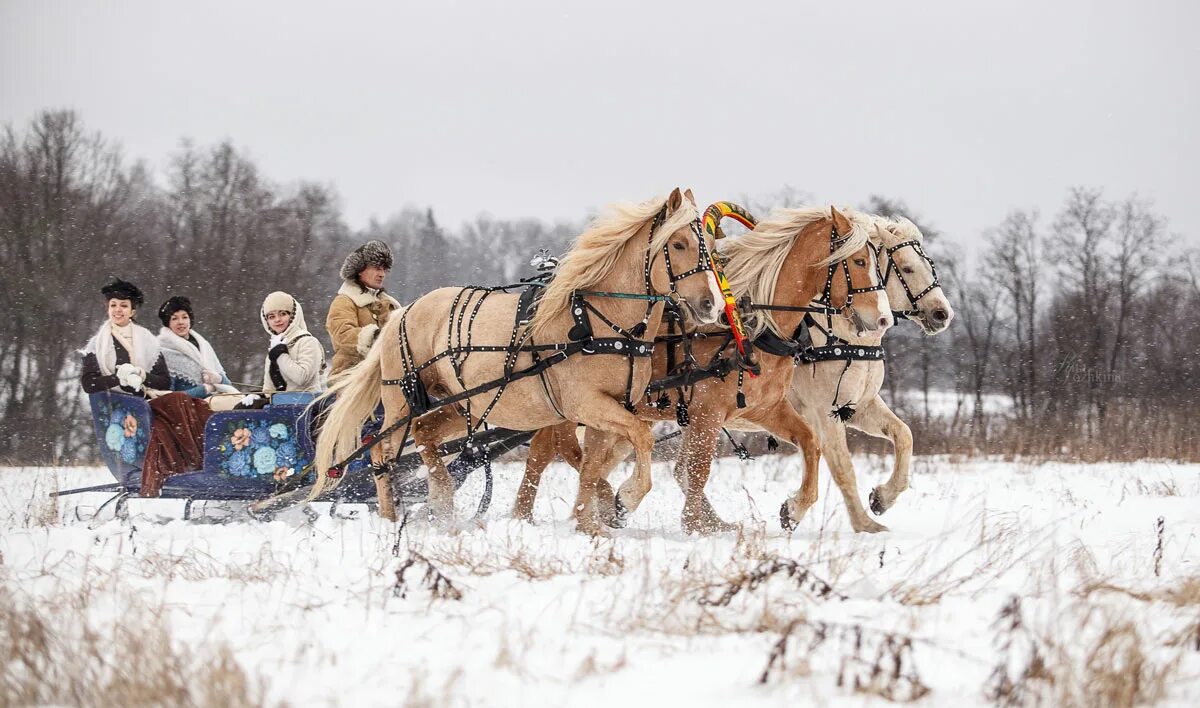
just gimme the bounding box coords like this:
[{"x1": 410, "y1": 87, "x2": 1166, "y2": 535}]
[
  {"x1": 675, "y1": 423, "x2": 737, "y2": 534},
  {"x1": 744, "y1": 400, "x2": 822, "y2": 532},
  {"x1": 821, "y1": 416, "x2": 887, "y2": 533},
  {"x1": 513, "y1": 422, "x2": 576, "y2": 522},
  {"x1": 411, "y1": 406, "x2": 466, "y2": 525},
  {"x1": 852, "y1": 395, "x2": 913, "y2": 516},
  {"x1": 372, "y1": 385, "x2": 411, "y2": 522},
  {"x1": 575, "y1": 427, "x2": 620, "y2": 536}
]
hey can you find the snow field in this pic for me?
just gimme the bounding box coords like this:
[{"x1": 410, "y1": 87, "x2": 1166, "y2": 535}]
[{"x1": 2, "y1": 455, "x2": 1198, "y2": 706}]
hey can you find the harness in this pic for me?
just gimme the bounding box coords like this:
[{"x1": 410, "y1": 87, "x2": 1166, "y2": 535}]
[{"x1": 327, "y1": 205, "x2": 718, "y2": 479}]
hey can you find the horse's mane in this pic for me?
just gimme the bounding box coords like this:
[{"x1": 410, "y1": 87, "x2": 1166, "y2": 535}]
[
  {"x1": 871, "y1": 214, "x2": 924, "y2": 245},
  {"x1": 722, "y1": 206, "x2": 872, "y2": 337},
  {"x1": 531, "y1": 196, "x2": 698, "y2": 337}
]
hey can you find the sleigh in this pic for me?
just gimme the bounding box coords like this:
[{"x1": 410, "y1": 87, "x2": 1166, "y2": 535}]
[{"x1": 57, "y1": 390, "x2": 532, "y2": 521}]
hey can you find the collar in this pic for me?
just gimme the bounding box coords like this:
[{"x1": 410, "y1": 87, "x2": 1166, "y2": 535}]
[{"x1": 338, "y1": 279, "x2": 401, "y2": 308}]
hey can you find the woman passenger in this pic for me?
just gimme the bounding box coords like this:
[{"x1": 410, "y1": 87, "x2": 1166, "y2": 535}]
[
  {"x1": 261, "y1": 291, "x2": 326, "y2": 394},
  {"x1": 156, "y1": 296, "x2": 238, "y2": 397},
  {"x1": 80, "y1": 279, "x2": 171, "y2": 395}
]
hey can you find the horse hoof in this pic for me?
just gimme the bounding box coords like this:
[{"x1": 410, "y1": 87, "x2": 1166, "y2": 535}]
[
  {"x1": 869, "y1": 489, "x2": 887, "y2": 516},
  {"x1": 779, "y1": 502, "x2": 798, "y2": 532},
  {"x1": 854, "y1": 518, "x2": 889, "y2": 534},
  {"x1": 609, "y1": 494, "x2": 628, "y2": 529}
]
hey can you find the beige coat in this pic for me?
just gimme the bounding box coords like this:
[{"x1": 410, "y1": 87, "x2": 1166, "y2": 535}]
[
  {"x1": 326, "y1": 280, "x2": 402, "y2": 375},
  {"x1": 260, "y1": 296, "x2": 326, "y2": 393}
]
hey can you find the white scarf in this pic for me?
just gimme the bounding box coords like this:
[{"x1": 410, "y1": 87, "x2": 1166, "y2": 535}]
[
  {"x1": 158, "y1": 327, "x2": 239, "y2": 394},
  {"x1": 81, "y1": 320, "x2": 160, "y2": 375}
]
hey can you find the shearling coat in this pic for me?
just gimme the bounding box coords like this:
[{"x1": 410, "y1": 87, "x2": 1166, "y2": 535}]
[{"x1": 326, "y1": 280, "x2": 402, "y2": 375}]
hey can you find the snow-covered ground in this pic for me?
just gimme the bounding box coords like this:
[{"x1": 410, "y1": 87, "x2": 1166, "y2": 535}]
[{"x1": 2, "y1": 455, "x2": 1198, "y2": 706}]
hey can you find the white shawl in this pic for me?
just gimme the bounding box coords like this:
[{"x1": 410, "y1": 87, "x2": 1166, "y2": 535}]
[
  {"x1": 158, "y1": 327, "x2": 239, "y2": 394},
  {"x1": 80, "y1": 321, "x2": 160, "y2": 375}
]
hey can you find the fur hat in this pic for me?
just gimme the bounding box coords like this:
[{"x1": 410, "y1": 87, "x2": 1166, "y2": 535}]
[
  {"x1": 340, "y1": 240, "x2": 394, "y2": 282},
  {"x1": 100, "y1": 278, "x2": 144, "y2": 308},
  {"x1": 158, "y1": 296, "x2": 194, "y2": 327}
]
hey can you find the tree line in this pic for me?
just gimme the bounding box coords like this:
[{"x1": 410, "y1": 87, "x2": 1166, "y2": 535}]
[{"x1": 1, "y1": 109, "x2": 1196, "y2": 464}]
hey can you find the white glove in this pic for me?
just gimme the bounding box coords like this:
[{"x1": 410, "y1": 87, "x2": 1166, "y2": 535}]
[
  {"x1": 204, "y1": 383, "x2": 215, "y2": 395},
  {"x1": 269, "y1": 334, "x2": 286, "y2": 348},
  {"x1": 201, "y1": 369, "x2": 221, "y2": 385}
]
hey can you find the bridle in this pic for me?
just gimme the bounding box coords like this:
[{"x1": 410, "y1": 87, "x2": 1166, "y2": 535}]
[
  {"x1": 750, "y1": 221, "x2": 886, "y2": 329},
  {"x1": 874, "y1": 238, "x2": 941, "y2": 319},
  {"x1": 570, "y1": 205, "x2": 716, "y2": 340}
]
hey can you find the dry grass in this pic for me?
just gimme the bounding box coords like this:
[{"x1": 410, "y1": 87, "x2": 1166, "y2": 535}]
[
  {"x1": 1076, "y1": 575, "x2": 1200, "y2": 608},
  {"x1": 0, "y1": 573, "x2": 265, "y2": 707}
]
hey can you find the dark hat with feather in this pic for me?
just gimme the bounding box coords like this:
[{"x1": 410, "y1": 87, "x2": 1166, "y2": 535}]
[{"x1": 100, "y1": 278, "x2": 144, "y2": 308}]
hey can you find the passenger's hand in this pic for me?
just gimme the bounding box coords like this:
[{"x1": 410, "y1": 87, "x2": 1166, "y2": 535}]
[
  {"x1": 268, "y1": 343, "x2": 288, "y2": 361},
  {"x1": 202, "y1": 369, "x2": 221, "y2": 385},
  {"x1": 204, "y1": 383, "x2": 216, "y2": 395},
  {"x1": 115, "y1": 363, "x2": 142, "y2": 390}
]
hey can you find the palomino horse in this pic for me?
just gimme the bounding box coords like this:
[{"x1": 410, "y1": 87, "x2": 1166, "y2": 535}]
[
  {"x1": 310, "y1": 189, "x2": 724, "y2": 530},
  {"x1": 769, "y1": 215, "x2": 954, "y2": 532},
  {"x1": 514, "y1": 206, "x2": 893, "y2": 534}
]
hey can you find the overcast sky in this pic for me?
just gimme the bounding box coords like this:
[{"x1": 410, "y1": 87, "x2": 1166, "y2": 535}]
[{"x1": 3, "y1": 1, "x2": 1197, "y2": 253}]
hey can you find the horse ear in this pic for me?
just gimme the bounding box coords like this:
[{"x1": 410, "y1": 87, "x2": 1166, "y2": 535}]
[
  {"x1": 667, "y1": 187, "x2": 683, "y2": 212},
  {"x1": 683, "y1": 188, "x2": 696, "y2": 206},
  {"x1": 830, "y1": 206, "x2": 853, "y2": 235}
]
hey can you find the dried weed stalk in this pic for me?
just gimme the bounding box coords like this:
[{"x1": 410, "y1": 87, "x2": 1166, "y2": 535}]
[{"x1": 394, "y1": 552, "x2": 463, "y2": 601}]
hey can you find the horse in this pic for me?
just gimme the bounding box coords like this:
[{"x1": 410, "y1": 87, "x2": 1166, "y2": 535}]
[
  {"x1": 309, "y1": 188, "x2": 724, "y2": 530},
  {"x1": 514, "y1": 206, "x2": 894, "y2": 534},
  {"x1": 769, "y1": 215, "x2": 954, "y2": 532}
]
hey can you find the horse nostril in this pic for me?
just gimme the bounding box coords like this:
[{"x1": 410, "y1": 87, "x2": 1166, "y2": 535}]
[
  {"x1": 878, "y1": 316, "x2": 891, "y2": 329},
  {"x1": 932, "y1": 308, "x2": 948, "y2": 322}
]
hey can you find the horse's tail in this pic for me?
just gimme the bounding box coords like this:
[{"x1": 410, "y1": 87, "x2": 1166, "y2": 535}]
[{"x1": 308, "y1": 338, "x2": 387, "y2": 501}]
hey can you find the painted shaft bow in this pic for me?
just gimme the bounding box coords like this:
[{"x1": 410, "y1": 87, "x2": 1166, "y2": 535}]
[{"x1": 702, "y1": 201, "x2": 759, "y2": 376}]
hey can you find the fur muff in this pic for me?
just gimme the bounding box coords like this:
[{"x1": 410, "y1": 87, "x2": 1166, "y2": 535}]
[{"x1": 339, "y1": 240, "x2": 393, "y2": 282}]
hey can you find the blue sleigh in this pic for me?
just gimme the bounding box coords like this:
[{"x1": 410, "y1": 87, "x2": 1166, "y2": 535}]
[{"x1": 60, "y1": 390, "x2": 531, "y2": 520}]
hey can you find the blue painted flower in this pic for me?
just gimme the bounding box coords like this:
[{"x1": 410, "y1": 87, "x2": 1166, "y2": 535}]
[
  {"x1": 105, "y1": 424, "x2": 124, "y2": 451},
  {"x1": 229, "y1": 449, "x2": 251, "y2": 476},
  {"x1": 251, "y1": 425, "x2": 271, "y2": 446},
  {"x1": 269, "y1": 423, "x2": 289, "y2": 440},
  {"x1": 277, "y1": 442, "x2": 298, "y2": 467},
  {"x1": 120, "y1": 438, "x2": 138, "y2": 463},
  {"x1": 253, "y1": 446, "x2": 277, "y2": 475}
]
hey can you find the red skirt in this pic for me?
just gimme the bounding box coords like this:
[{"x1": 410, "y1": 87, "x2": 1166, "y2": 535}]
[{"x1": 141, "y1": 392, "x2": 212, "y2": 497}]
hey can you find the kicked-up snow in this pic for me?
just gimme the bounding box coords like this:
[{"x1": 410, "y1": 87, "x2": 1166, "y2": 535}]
[{"x1": 2, "y1": 455, "x2": 1198, "y2": 706}]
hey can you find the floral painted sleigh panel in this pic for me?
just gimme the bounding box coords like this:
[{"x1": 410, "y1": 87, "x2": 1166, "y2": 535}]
[
  {"x1": 88, "y1": 391, "x2": 153, "y2": 488},
  {"x1": 200, "y1": 406, "x2": 314, "y2": 496}
]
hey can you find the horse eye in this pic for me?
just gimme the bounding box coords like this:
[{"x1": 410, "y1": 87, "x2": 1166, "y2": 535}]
[
  {"x1": 672, "y1": 242, "x2": 686, "y2": 250},
  {"x1": 854, "y1": 258, "x2": 866, "y2": 267},
  {"x1": 902, "y1": 267, "x2": 915, "y2": 274}
]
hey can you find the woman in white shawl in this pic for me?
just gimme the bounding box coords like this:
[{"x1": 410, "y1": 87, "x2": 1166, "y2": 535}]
[
  {"x1": 261, "y1": 291, "x2": 326, "y2": 394},
  {"x1": 80, "y1": 278, "x2": 171, "y2": 396},
  {"x1": 156, "y1": 296, "x2": 239, "y2": 397}
]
